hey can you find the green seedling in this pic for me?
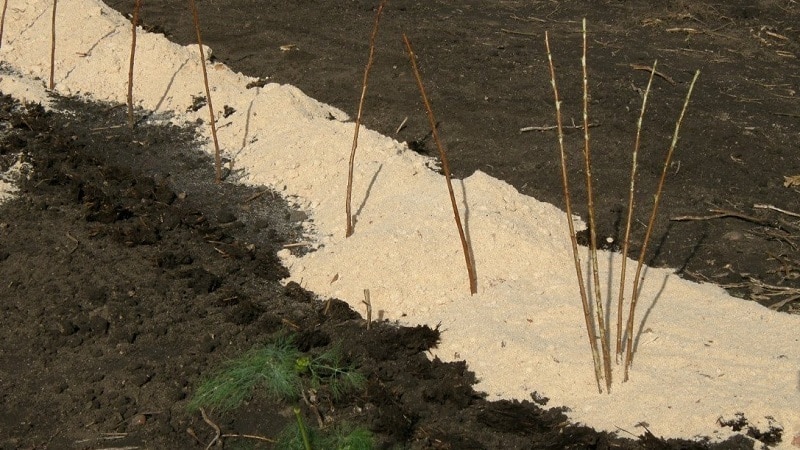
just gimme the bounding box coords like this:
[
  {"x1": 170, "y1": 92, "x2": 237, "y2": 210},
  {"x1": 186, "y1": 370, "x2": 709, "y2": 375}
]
[
  {"x1": 296, "y1": 346, "x2": 366, "y2": 400},
  {"x1": 293, "y1": 407, "x2": 312, "y2": 450},
  {"x1": 188, "y1": 336, "x2": 365, "y2": 412}
]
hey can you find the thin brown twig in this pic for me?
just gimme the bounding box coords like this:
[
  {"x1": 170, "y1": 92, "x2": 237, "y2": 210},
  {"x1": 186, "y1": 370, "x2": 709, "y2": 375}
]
[
  {"x1": 767, "y1": 252, "x2": 799, "y2": 278},
  {"x1": 671, "y1": 208, "x2": 800, "y2": 233},
  {"x1": 690, "y1": 271, "x2": 800, "y2": 300},
  {"x1": 0, "y1": 0, "x2": 9, "y2": 49},
  {"x1": 189, "y1": 0, "x2": 222, "y2": 184},
  {"x1": 754, "y1": 203, "x2": 800, "y2": 219},
  {"x1": 624, "y1": 69, "x2": 700, "y2": 381},
  {"x1": 671, "y1": 210, "x2": 765, "y2": 223},
  {"x1": 665, "y1": 27, "x2": 703, "y2": 34},
  {"x1": 500, "y1": 28, "x2": 539, "y2": 37},
  {"x1": 510, "y1": 14, "x2": 547, "y2": 23},
  {"x1": 403, "y1": 33, "x2": 478, "y2": 295},
  {"x1": 221, "y1": 433, "x2": 276, "y2": 443},
  {"x1": 281, "y1": 318, "x2": 301, "y2": 330},
  {"x1": 363, "y1": 288, "x2": 373, "y2": 330},
  {"x1": 186, "y1": 427, "x2": 204, "y2": 445},
  {"x1": 630, "y1": 63, "x2": 676, "y2": 85},
  {"x1": 768, "y1": 295, "x2": 800, "y2": 310},
  {"x1": 282, "y1": 241, "x2": 313, "y2": 248},
  {"x1": 580, "y1": 18, "x2": 612, "y2": 393},
  {"x1": 545, "y1": 28, "x2": 603, "y2": 394},
  {"x1": 199, "y1": 407, "x2": 221, "y2": 450},
  {"x1": 127, "y1": 0, "x2": 142, "y2": 129},
  {"x1": 346, "y1": 0, "x2": 386, "y2": 238},
  {"x1": 395, "y1": 116, "x2": 408, "y2": 134},
  {"x1": 759, "y1": 228, "x2": 799, "y2": 250},
  {"x1": 520, "y1": 122, "x2": 598, "y2": 132},
  {"x1": 617, "y1": 61, "x2": 657, "y2": 360},
  {"x1": 49, "y1": 0, "x2": 57, "y2": 90},
  {"x1": 243, "y1": 189, "x2": 270, "y2": 203},
  {"x1": 299, "y1": 390, "x2": 325, "y2": 429}
]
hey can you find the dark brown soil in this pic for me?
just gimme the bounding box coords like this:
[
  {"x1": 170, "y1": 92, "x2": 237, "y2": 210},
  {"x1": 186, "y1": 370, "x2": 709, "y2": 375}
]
[{"x1": 1, "y1": 0, "x2": 798, "y2": 448}]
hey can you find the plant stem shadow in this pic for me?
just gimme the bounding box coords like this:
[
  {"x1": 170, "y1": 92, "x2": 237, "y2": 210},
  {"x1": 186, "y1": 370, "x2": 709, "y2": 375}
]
[
  {"x1": 153, "y1": 57, "x2": 189, "y2": 113},
  {"x1": 630, "y1": 271, "x2": 669, "y2": 363},
  {"x1": 352, "y1": 163, "x2": 383, "y2": 229},
  {"x1": 458, "y1": 179, "x2": 477, "y2": 285}
]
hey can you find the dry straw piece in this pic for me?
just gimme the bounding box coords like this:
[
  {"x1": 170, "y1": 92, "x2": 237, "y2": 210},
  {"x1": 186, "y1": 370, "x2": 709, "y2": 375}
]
[
  {"x1": 403, "y1": 33, "x2": 478, "y2": 296},
  {"x1": 544, "y1": 19, "x2": 700, "y2": 392}
]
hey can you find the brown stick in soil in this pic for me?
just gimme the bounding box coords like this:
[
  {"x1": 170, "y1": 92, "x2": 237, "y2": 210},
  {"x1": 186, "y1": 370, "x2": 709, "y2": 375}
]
[
  {"x1": 189, "y1": 0, "x2": 222, "y2": 184},
  {"x1": 624, "y1": 70, "x2": 700, "y2": 381},
  {"x1": 544, "y1": 30, "x2": 603, "y2": 393},
  {"x1": 346, "y1": 0, "x2": 386, "y2": 238},
  {"x1": 616, "y1": 61, "x2": 657, "y2": 360},
  {"x1": 49, "y1": 0, "x2": 57, "y2": 89},
  {"x1": 127, "y1": 0, "x2": 142, "y2": 129},
  {"x1": 403, "y1": 34, "x2": 478, "y2": 295},
  {"x1": 363, "y1": 288, "x2": 373, "y2": 330}
]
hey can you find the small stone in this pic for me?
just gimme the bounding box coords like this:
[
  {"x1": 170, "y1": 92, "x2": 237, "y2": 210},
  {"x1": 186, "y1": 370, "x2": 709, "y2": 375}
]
[
  {"x1": 288, "y1": 210, "x2": 308, "y2": 222},
  {"x1": 130, "y1": 414, "x2": 147, "y2": 426},
  {"x1": 130, "y1": 373, "x2": 152, "y2": 387},
  {"x1": 217, "y1": 209, "x2": 237, "y2": 224},
  {"x1": 56, "y1": 320, "x2": 78, "y2": 336},
  {"x1": 722, "y1": 230, "x2": 745, "y2": 241}
]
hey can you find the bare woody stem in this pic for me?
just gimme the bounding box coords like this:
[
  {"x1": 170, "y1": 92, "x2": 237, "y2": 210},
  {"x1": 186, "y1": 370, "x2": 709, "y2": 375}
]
[
  {"x1": 616, "y1": 60, "x2": 657, "y2": 360},
  {"x1": 189, "y1": 0, "x2": 222, "y2": 184},
  {"x1": 624, "y1": 70, "x2": 700, "y2": 381},
  {"x1": 362, "y1": 289, "x2": 372, "y2": 330},
  {"x1": 545, "y1": 30, "x2": 603, "y2": 393},
  {"x1": 0, "y1": 0, "x2": 9, "y2": 49},
  {"x1": 346, "y1": 0, "x2": 386, "y2": 238},
  {"x1": 127, "y1": 0, "x2": 142, "y2": 129},
  {"x1": 580, "y1": 18, "x2": 613, "y2": 393},
  {"x1": 403, "y1": 34, "x2": 478, "y2": 295},
  {"x1": 49, "y1": 0, "x2": 57, "y2": 89}
]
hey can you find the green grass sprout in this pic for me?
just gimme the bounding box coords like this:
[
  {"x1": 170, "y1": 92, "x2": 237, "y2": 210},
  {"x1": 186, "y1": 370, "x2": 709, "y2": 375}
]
[
  {"x1": 189, "y1": 336, "x2": 365, "y2": 412},
  {"x1": 189, "y1": 338, "x2": 300, "y2": 411},
  {"x1": 300, "y1": 346, "x2": 366, "y2": 401}
]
